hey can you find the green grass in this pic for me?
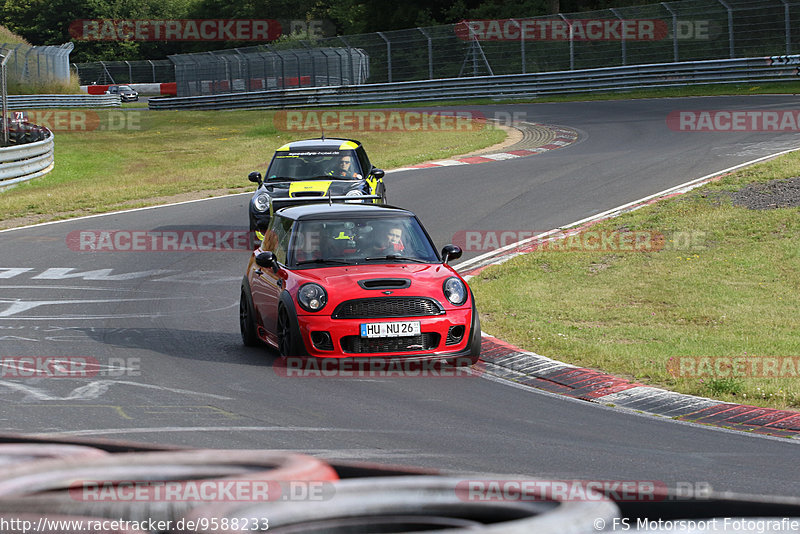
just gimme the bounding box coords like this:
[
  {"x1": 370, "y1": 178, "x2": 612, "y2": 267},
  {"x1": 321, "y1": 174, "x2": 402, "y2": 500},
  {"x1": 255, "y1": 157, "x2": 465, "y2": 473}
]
[
  {"x1": 0, "y1": 25, "x2": 30, "y2": 45},
  {"x1": 0, "y1": 109, "x2": 504, "y2": 226},
  {"x1": 470, "y1": 150, "x2": 800, "y2": 410}
]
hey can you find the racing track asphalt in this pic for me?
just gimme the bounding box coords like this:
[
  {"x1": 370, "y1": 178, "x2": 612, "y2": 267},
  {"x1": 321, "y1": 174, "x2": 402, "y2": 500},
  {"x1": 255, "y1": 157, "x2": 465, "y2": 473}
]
[{"x1": 0, "y1": 95, "x2": 799, "y2": 498}]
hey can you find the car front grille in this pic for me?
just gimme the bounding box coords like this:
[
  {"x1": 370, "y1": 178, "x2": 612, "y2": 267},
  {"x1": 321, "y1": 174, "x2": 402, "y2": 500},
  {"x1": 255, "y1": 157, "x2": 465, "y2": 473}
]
[
  {"x1": 340, "y1": 333, "x2": 440, "y2": 354},
  {"x1": 333, "y1": 297, "x2": 444, "y2": 319}
]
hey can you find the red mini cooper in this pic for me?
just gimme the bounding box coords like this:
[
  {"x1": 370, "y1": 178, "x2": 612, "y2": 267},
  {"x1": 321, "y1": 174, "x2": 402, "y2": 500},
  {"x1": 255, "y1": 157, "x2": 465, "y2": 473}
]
[{"x1": 239, "y1": 203, "x2": 481, "y2": 365}]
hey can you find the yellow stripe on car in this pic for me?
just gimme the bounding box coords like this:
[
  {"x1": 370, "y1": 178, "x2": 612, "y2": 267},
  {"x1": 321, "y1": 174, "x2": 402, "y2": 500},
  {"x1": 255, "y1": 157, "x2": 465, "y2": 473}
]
[
  {"x1": 339, "y1": 141, "x2": 359, "y2": 150},
  {"x1": 288, "y1": 181, "x2": 332, "y2": 196}
]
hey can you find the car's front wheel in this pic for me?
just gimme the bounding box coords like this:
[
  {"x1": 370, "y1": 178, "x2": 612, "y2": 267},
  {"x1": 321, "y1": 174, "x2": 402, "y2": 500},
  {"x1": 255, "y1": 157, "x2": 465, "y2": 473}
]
[
  {"x1": 452, "y1": 304, "x2": 482, "y2": 367},
  {"x1": 277, "y1": 304, "x2": 298, "y2": 357},
  {"x1": 240, "y1": 285, "x2": 260, "y2": 347}
]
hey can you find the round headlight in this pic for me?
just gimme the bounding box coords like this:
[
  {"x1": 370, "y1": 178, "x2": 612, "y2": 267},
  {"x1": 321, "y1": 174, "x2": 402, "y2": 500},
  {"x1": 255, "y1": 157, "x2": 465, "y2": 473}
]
[
  {"x1": 253, "y1": 192, "x2": 271, "y2": 212},
  {"x1": 443, "y1": 277, "x2": 468, "y2": 306},
  {"x1": 297, "y1": 283, "x2": 328, "y2": 312},
  {"x1": 345, "y1": 189, "x2": 364, "y2": 204}
]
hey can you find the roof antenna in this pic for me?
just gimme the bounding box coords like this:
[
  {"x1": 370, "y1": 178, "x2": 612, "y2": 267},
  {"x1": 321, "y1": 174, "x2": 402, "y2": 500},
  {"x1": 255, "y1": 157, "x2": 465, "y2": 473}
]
[
  {"x1": 321, "y1": 125, "x2": 325, "y2": 141},
  {"x1": 327, "y1": 188, "x2": 333, "y2": 206}
]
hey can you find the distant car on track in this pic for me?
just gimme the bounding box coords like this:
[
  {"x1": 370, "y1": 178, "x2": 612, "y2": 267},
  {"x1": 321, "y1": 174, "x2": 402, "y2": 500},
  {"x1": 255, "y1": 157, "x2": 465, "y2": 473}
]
[
  {"x1": 247, "y1": 138, "x2": 386, "y2": 248},
  {"x1": 105, "y1": 85, "x2": 139, "y2": 102},
  {"x1": 239, "y1": 203, "x2": 480, "y2": 364}
]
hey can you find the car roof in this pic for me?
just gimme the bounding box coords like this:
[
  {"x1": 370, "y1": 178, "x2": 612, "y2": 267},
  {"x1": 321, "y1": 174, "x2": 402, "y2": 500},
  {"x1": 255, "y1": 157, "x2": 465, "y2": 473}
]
[
  {"x1": 274, "y1": 203, "x2": 413, "y2": 221},
  {"x1": 275, "y1": 138, "x2": 362, "y2": 152}
]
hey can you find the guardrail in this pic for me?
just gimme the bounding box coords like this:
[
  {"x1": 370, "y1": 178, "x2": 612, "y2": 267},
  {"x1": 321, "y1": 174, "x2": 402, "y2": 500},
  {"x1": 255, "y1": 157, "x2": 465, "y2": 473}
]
[
  {"x1": 149, "y1": 55, "x2": 800, "y2": 110},
  {"x1": 6, "y1": 94, "x2": 121, "y2": 109},
  {"x1": 0, "y1": 126, "x2": 54, "y2": 189}
]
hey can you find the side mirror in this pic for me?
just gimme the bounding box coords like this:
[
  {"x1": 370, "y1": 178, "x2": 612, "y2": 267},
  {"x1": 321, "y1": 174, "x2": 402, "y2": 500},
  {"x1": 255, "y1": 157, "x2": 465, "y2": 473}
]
[
  {"x1": 255, "y1": 251, "x2": 279, "y2": 273},
  {"x1": 248, "y1": 171, "x2": 263, "y2": 185},
  {"x1": 371, "y1": 168, "x2": 385, "y2": 179},
  {"x1": 441, "y1": 244, "x2": 462, "y2": 264}
]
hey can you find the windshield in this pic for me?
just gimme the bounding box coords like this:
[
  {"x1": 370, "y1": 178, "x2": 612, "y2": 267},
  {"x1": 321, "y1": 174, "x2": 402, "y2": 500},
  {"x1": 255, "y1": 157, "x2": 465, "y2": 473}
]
[
  {"x1": 289, "y1": 216, "x2": 439, "y2": 267},
  {"x1": 266, "y1": 150, "x2": 362, "y2": 180}
]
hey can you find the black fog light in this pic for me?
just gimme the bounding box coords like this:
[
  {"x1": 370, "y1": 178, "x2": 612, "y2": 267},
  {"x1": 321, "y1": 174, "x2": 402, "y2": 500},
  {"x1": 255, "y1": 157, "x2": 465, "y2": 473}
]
[
  {"x1": 311, "y1": 331, "x2": 334, "y2": 351},
  {"x1": 446, "y1": 325, "x2": 465, "y2": 345}
]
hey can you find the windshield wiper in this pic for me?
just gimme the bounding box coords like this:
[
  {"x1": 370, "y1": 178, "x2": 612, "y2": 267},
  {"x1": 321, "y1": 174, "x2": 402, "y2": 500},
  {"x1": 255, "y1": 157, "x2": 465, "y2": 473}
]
[
  {"x1": 364, "y1": 255, "x2": 430, "y2": 263},
  {"x1": 295, "y1": 258, "x2": 353, "y2": 266}
]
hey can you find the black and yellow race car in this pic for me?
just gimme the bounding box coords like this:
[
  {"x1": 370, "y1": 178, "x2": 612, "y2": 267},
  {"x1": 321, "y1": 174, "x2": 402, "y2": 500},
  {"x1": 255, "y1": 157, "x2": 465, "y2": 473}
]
[{"x1": 248, "y1": 138, "x2": 386, "y2": 248}]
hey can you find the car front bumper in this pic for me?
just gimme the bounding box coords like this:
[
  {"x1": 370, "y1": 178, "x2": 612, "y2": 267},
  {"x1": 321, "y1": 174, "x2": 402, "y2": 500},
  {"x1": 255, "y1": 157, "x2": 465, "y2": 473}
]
[{"x1": 295, "y1": 308, "x2": 475, "y2": 359}]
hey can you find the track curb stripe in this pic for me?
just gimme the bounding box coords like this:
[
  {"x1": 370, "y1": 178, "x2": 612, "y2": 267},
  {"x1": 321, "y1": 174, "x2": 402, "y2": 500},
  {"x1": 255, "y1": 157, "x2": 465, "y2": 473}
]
[
  {"x1": 478, "y1": 336, "x2": 800, "y2": 438},
  {"x1": 392, "y1": 123, "x2": 579, "y2": 172}
]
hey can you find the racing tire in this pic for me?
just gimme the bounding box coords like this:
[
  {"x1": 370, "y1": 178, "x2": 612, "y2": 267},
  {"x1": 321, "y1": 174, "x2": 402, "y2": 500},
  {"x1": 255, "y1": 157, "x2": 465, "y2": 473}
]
[
  {"x1": 240, "y1": 282, "x2": 260, "y2": 347},
  {"x1": 277, "y1": 304, "x2": 303, "y2": 357},
  {"x1": 0, "y1": 450, "x2": 338, "y2": 525},
  {"x1": 179, "y1": 476, "x2": 619, "y2": 533},
  {"x1": 467, "y1": 306, "x2": 482, "y2": 365}
]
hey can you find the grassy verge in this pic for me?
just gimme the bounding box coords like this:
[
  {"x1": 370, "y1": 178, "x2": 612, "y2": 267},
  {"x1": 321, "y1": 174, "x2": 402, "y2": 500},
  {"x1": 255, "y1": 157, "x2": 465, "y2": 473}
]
[
  {"x1": 8, "y1": 73, "x2": 82, "y2": 95},
  {"x1": 469, "y1": 151, "x2": 800, "y2": 410},
  {"x1": 0, "y1": 109, "x2": 504, "y2": 227}
]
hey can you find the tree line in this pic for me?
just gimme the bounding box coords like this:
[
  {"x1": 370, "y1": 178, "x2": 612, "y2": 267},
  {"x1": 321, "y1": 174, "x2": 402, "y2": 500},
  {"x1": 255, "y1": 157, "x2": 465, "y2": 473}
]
[{"x1": 1, "y1": 0, "x2": 652, "y2": 63}]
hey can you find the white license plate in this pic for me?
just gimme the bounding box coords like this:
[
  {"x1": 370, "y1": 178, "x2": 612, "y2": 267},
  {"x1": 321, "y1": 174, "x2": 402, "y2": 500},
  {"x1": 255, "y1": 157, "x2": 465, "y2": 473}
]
[{"x1": 360, "y1": 321, "x2": 421, "y2": 338}]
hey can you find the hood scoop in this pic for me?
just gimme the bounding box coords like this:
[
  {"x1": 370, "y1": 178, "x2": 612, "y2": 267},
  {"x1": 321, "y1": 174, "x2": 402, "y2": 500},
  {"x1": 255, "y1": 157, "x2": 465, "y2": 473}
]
[{"x1": 358, "y1": 278, "x2": 411, "y2": 290}]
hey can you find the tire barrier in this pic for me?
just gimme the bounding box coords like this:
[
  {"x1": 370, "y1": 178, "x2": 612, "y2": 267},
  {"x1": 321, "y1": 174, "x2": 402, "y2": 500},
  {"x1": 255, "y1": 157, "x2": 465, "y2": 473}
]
[
  {"x1": 0, "y1": 444, "x2": 108, "y2": 466},
  {"x1": 0, "y1": 450, "x2": 338, "y2": 525},
  {"x1": 2, "y1": 120, "x2": 49, "y2": 144},
  {"x1": 180, "y1": 476, "x2": 620, "y2": 533},
  {"x1": 0, "y1": 123, "x2": 54, "y2": 189},
  {"x1": 0, "y1": 437, "x2": 798, "y2": 531}
]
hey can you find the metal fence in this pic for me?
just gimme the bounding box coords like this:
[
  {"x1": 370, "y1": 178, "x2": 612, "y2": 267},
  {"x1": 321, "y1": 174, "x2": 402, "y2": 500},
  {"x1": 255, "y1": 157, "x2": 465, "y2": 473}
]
[
  {"x1": 170, "y1": 47, "x2": 369, "y2": 96},
  {"x1": 0, "y1": 43, "x2": 73, "y2": 86},
  {"x1": 148, "y1": 55, "x2": 800, "y2": 110},
  {"x1": 279, "y1": 0, "x2": 800, "y2": 82},
  {"x1": 71, "y1": 60, "x2": 174, "y2": 85},
  {"x1": 73, "y1": 0, "x2": 800, "y2": 91}
]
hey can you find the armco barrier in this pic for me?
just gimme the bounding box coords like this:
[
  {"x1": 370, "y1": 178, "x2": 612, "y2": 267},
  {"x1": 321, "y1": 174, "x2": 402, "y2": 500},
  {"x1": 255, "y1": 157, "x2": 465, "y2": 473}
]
[
  {"x1": 7, "y1": 94, "x2": 121, "y2": 109},
  {"x1": 148, "y1": 55, "x2": 800, "y2": 110},
  {"x1": 0, "y1": 128, "x2": 55, "y2": 189}
]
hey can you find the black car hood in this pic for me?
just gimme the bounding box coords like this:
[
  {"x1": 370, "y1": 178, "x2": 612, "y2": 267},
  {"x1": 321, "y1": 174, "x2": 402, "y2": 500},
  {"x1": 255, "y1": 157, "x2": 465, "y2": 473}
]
[{"x1": 259, "y1": 179, "x2": 365, "y2": 200}]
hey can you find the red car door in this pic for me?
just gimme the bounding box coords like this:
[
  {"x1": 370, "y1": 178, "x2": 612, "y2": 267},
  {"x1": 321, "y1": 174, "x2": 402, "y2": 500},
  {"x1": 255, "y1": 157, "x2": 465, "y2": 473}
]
[{"x1": 250, "y1": 216, "x2": 293, "y2": 347}]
